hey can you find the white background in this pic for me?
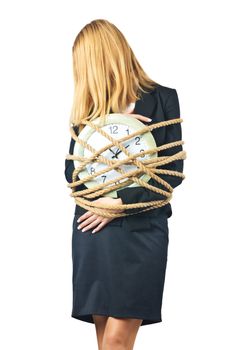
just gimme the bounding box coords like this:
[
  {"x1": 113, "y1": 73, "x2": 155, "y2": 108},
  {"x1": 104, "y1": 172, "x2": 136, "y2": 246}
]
[{"x1": 0, "y1": 0, "x2": 231, "y2": 349}]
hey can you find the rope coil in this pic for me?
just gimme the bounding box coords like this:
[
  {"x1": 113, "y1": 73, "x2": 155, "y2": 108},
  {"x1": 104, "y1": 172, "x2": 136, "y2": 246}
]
[{"x1": 66, "y1": 116, "x2": 187, "y2": 218}]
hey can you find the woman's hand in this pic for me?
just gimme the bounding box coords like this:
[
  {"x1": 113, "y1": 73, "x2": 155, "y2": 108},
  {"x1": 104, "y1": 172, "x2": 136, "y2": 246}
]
[
  {"x1": 77, "y1": 197, "x2": 124, "y2": 234},
  {"x1": 124, "y1": 113, "x2": 152, "y2": 123}
]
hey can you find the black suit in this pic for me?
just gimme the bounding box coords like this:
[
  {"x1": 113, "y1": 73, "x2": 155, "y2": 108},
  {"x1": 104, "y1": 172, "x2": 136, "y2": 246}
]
[
  {"x1": 68, "y1": 83, "x2": 185, "y2": 326},
  {"x1": 64, "y1": 83, "x2": 184, "y2": 219}
]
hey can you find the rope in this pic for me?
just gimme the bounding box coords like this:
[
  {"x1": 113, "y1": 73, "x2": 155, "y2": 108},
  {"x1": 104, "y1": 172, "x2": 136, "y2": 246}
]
[{"x1": 65, "y1": 116, "x2": 187, "y2": 218}]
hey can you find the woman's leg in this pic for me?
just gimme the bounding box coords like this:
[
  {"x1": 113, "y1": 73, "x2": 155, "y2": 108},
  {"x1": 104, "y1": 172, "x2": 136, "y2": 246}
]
[
  {"x1": 102, "y1": 316, "x2": 143, "y2": 350},
  {"x1": 92, "y1": 315, "x2": 108, "y2": 350}
]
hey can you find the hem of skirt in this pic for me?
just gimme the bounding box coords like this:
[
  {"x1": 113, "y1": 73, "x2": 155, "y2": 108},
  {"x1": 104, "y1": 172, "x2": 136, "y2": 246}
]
[{"x1": 71, "y1": 311, "x2": 162, "y2": 326}]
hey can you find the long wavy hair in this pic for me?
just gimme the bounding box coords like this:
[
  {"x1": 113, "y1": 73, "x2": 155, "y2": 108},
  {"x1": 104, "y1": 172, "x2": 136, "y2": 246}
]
[{"x1": 70, "y1": 19, "x2": 158, "y2": 133}]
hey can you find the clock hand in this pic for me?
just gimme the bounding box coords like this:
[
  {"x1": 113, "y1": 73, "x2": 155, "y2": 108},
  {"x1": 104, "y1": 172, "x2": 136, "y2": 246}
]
[
  {"x1": 115, "y1": 144, "x2": 130, "y2": 156},
  {"x1": 111, "y1": 145, "x2": 130, "y2": 159},
  {"x1": 109, "y1": 148, "x2": 117, "y2": 155}
]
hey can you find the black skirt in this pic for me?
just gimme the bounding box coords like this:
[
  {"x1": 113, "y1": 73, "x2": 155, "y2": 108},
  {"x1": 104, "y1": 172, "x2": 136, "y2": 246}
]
[{"x1": 71, "y1": 210, "x2": 169, "y2": 326}]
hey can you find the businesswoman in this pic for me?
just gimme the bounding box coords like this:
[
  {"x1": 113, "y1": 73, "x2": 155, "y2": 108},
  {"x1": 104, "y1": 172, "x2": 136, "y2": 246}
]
[{"x1": 64, "y1": 19, "x2": 185, "y2": 350}]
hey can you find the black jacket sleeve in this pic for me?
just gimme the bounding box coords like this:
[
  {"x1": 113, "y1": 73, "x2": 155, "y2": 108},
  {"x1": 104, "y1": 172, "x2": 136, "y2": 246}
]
[
  {"x1": 64, "y1": 137, "x2": 75, "y2": 184},
  {"x1": 116, "y1": 88, "x2": 184, "y2": 213},
  {"x1": 64, "y1": 123, "x2": 88, "y2": 193}
]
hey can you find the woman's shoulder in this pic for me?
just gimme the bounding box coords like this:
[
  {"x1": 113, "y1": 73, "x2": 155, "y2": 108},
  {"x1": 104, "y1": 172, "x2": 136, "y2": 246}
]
[
  {"x1": 152, "y1": 83, "x2": 177, "y2": 98},
  {"x1": 151, "y1": 83, "x2": 179, "y2": 112}
]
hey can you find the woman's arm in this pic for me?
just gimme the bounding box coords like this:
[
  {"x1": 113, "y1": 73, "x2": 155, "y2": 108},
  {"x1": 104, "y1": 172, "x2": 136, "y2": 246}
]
[{"x1": 116, "y1": 88, "x2": 184, "y2": 213}]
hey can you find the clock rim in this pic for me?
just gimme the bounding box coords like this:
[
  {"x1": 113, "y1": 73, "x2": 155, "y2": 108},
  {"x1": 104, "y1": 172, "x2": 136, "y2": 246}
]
[{"x1": 73, "y1": 113, "x2": 157, "y2": 196}]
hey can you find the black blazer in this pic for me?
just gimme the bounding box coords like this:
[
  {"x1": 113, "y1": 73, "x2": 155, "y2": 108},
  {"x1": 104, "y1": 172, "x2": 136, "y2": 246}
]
[{"x1": 64, "y1": 83, "x2": 184, "y2": 219}]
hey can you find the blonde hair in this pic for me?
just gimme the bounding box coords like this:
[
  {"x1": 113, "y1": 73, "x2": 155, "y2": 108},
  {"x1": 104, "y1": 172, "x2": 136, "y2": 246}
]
[{"x1": 70, "y1": 19, "x2": 158, "y2": 133}]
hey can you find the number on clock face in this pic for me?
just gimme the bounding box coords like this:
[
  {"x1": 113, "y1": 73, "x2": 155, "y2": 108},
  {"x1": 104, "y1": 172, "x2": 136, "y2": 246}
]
[{"x1": 84, "y1": 123, "x2": 151, "y2": 187}]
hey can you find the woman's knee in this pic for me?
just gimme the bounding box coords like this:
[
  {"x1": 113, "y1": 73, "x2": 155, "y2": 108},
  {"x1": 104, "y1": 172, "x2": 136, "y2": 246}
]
[
  {"x1": 102, "y1": 317, "x2": 142, "y2": 350},
  {"x1": 102, "y1": 331, "x2": 127, "y2": 350}
]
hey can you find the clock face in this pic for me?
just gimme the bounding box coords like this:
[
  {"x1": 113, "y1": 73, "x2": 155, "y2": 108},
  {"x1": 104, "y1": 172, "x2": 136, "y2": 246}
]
[{"x1": 74, "y1": 114, "x2": 157, "y2": 197}]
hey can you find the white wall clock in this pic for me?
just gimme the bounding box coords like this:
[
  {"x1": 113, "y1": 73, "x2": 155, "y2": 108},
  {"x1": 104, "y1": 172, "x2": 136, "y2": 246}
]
[{"x1": 73, "y1": 113, "x2": 157, "y2": 198}]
